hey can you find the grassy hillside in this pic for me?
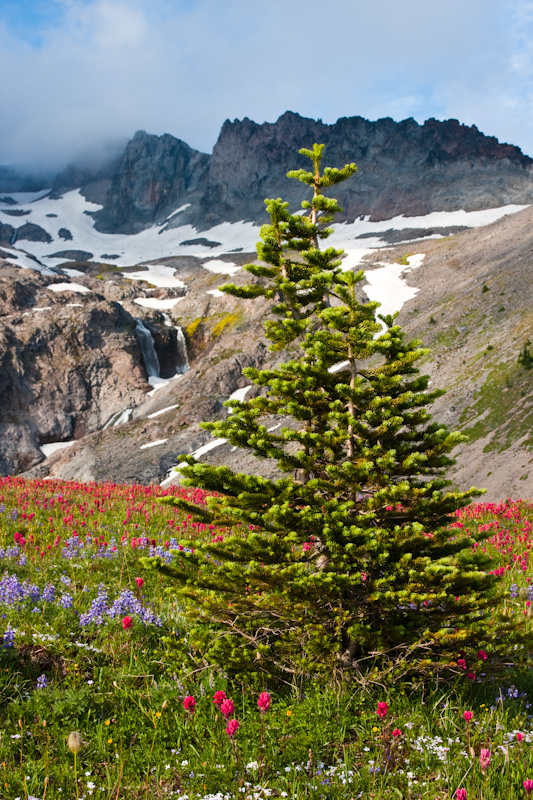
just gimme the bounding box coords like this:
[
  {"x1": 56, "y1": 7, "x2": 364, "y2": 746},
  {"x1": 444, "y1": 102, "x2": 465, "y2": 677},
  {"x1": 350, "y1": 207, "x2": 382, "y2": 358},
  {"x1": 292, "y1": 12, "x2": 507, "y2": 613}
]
[{"x1": 373, "y1": 205, "x2": 533, "y2": 500}]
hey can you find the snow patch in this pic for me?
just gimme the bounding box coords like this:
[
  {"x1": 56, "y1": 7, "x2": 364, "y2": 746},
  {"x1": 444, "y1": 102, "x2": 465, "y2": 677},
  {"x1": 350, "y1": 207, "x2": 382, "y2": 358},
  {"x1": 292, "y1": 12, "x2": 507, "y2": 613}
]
[
  {"x1": 228, "y1": 386, "x2": 252, "y2": 403},
  {"x1": 134, "y1": 297, "x2": 186, "y2": 310},
  {"x1": 146, "y1": 404, "x2": 178, "y2": 419},
  {"x1": 40, "y1": 441, "x2": 75, "y2": 458},
  {"x1": 202, "y1": 259, "x2": 240, "y2": 275},
  {"x1": 0, "y1": 246, "x2": 57, "y2": 274},
  {"x1": 62, "y1": 267, "x2": 86, "y2": 277},
  {"x1": 329, "y1": 205, "x2": 530, "y2": 249},
  {"x1": 47, "y1": 282, "x2": 91, "y2": 294},
  {"x1": 146, "y1": 374, "x2": 182, "y2": 395},
  {"x1": 140, "y1": 439, "x2": 168, "y2": 450},
  {"x1": 329, "y1": 361, "x2": 350, "y2": 374},
  {"x1": 123, "y1": 264, "x2": 187, "y2": 289},
  {"x1": 103, "y1": 408, "x2": 133, "y2": 429},
  {"x1": 206, "y1": 289, "x2": 225, "y2": 297},
  {"x1": 364, "y1": 253, "x2": 425, "y2": 320},
  {"x1": 160, "y1": 437, "x2": 228, "y2": 486}
]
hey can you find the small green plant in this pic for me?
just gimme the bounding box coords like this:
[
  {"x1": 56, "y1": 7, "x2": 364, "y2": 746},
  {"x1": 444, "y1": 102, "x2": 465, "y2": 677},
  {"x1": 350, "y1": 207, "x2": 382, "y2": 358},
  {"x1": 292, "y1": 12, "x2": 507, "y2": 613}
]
[
  {"x1": 482, "y1": 284, "x2": 490, "y2": 293},
  {"x1": 518, "y1": 340, "x2": 533, "y2": 370}
]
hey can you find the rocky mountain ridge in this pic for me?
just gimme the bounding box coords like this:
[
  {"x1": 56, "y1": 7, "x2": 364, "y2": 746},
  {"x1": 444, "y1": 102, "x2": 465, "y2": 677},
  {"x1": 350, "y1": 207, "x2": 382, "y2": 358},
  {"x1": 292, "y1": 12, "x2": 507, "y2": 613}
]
[
  {"x1": 2, "y1": 112, "x2": 533, "y2": 242},
  {"x1": 93, "y1": 113, "x2": 533, "y2": 234}
]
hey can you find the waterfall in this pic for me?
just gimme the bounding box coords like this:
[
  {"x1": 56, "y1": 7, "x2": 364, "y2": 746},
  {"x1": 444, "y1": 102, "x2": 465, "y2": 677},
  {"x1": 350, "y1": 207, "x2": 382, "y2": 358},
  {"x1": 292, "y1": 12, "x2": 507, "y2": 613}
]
[
  {"x1": 175, "y1": 326, "x2": 190, "y2": 374},
  {"x1": 134, "y1": 319, "x2": 160, "y2": 378},
  {"x1": 162, "y1": 314, "x2": 189, "y2": 375}
]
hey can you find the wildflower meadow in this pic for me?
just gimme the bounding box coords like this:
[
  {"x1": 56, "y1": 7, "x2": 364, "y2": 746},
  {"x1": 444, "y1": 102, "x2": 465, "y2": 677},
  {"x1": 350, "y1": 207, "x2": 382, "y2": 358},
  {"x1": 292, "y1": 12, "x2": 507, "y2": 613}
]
[{"x1": 1, "y1": 476, "x2": 533, "y2": 798}]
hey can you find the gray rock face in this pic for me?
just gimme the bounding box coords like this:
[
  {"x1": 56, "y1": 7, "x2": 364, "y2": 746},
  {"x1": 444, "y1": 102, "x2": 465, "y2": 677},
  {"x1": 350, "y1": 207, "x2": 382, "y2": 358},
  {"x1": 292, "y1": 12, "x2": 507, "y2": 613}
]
[
  {"x1": 14, "y1": 223, "x2": 53, "y2": 244},
  {"x1": 92, "y1": 112, "x2": 533, "y2": 234},
  {"x1": 196, "y1": 112, "x2": 533, "y2": 226},
  {"x1": 47, "y1": 249, "x2": 94, "y2": 261},
  {"x1": 93, "y1": 131, "x2": 210, "y2": 233},
  {"x1": 0, "y1": 269, "x2": 150, "y2": 474}
]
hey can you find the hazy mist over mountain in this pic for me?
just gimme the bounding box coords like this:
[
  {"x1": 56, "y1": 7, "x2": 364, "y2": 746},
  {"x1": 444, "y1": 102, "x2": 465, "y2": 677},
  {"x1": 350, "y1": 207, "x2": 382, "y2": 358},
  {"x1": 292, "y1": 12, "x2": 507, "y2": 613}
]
[{"x1": 1, "y1": 0, "x2": 533, "y2": 173}]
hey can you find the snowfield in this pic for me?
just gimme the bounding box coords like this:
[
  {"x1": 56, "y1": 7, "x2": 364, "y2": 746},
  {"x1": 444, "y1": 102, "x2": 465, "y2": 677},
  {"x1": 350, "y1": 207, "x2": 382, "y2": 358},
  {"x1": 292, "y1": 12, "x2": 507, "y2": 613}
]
[{"x1": 0, "y1": 189, "x2": 528, "y2": 274}]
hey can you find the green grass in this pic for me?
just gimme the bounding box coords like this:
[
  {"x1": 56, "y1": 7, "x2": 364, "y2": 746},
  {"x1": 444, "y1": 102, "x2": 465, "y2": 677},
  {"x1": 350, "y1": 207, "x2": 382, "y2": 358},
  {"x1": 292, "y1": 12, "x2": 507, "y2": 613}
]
[
  {"x1": 460, "y1": 361, "x2": 533, "y2": 451},
  {"x1": 1, "y1": 479, "x2": 533, "y2": 798}
]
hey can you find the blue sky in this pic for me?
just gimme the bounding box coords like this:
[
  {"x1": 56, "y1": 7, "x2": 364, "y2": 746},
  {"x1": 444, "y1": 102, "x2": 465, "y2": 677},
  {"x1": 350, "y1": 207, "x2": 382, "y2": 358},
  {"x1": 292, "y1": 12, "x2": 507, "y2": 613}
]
[{"x1": 1, "y1": 0, "x2": 532, "y2": 169}]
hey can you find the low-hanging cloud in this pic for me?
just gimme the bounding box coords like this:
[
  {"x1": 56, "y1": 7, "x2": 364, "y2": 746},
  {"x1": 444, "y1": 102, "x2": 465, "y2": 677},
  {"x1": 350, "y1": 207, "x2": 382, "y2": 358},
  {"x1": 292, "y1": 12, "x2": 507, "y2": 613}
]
[{"x1": 1, "y1": 0, "x2": 532, "y2": 173}]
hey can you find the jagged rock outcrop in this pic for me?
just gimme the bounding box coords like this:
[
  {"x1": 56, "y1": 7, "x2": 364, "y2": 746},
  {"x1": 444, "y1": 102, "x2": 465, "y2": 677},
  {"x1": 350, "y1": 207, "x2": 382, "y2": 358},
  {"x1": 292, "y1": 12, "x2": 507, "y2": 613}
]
[
  {"x1": 91, "y1": 112, "x2": 533, "y2": 234},
  {"x1": 194, "y1": 112, "x2": 533, "y2": 226},
  {"x1": 93, "y1": 131, "x2": 210, "y2": 233},
  {"x1": 0, "y1": 269, "x2": 149, "y2": 474}
]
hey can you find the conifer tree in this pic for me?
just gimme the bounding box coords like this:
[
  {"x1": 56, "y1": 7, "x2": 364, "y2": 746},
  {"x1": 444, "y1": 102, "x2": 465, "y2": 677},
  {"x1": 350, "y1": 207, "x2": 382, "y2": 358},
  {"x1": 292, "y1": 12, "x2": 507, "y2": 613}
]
[{"x1": 146, "y1": 145, "x2": 524, "y2": 679}]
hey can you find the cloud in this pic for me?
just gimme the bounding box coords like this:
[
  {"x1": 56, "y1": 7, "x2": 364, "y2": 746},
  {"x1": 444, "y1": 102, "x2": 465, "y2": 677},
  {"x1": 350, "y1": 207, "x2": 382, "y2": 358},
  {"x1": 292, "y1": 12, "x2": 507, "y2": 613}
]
[{"x1": 0, "y1": 0, "x2": 531, "y2": 172}]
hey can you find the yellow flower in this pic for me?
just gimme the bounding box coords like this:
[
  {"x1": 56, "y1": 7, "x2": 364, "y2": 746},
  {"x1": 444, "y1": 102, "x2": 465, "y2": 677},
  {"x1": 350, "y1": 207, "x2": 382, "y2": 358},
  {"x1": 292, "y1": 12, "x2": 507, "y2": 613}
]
[
  {"x1": 104, "y1": 720, "x2": 111, "y2": 726},
  {"x1": 108, "y1": 738, "x2": 113, "y2": 744},
  {"x1": 286, "y1": 709, "x2": 292, "y2": 717},
  {"x1": 156, "y1": 711, "x2": 162, "y2": 718},
  {"x1": 372, "y1": 726, "x2": 379, "y2": 732}
]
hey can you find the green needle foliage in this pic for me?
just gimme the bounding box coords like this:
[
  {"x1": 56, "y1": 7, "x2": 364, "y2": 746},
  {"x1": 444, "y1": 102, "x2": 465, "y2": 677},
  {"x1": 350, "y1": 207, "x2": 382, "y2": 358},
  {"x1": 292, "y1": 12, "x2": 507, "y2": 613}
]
[{"x1": 146, "y1": 144, "x2": 529, "y2": 682}]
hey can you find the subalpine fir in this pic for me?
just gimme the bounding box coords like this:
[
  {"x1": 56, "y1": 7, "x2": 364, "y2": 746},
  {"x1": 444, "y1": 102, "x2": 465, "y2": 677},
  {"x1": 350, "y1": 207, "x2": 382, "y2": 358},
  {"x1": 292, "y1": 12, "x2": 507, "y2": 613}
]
[{"x1": 145, "y1": 145, "x2": 527, "y2": 679}]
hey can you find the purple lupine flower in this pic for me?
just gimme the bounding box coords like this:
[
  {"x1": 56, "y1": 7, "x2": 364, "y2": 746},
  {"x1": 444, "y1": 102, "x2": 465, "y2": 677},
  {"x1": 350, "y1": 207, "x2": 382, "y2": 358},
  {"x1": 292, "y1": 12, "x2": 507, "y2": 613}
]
[
  {"x1": 26, "y1": 583, "x2": 41, "y2": 601},
  {"x1": 79, "y1": 589, "x2": 108, "y2": 626},
  {"x1": 0, "y1": 573, "x2": 25, "y2": 605},
  {"x1": 3, "y1": 625, "x2": 15, "y2": 647},
  {"x1": 42, "y1": 584, "x2": 55, "y2": 603},
  {"x1": 36, "y1": 674, "x2": 48, "y2": 689},
  {"x1": 59, "y1": 593, "x2": 73, "y2": 609}
]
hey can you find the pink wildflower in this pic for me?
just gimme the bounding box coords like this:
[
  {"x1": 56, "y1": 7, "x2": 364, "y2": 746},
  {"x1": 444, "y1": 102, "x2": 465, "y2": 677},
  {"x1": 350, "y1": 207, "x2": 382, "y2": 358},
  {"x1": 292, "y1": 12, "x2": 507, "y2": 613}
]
[
  {"x1": 183, "y1": 695, "x2": 196, "y2": 714},
  {"x1": 220, "y1": 698, "x2": 235, "y2": 718},
  {"x1": 524, "y1": 779, "x2": 533, "y2": 794},
  {"x1": 456, "y1": 658, "x2": 467, "y2": 670},
  {"x1": 377, "y1": 701, "x2": 388, "y2": 719},
  {"x1": 392, "y1": 728, "x2": 401, "y2": 738},
  {"x1": 517, "y1": 732, "x2": 524, "y2": 742},
  {"x1": 476, "y1": 649, "x2": 488, "y2": 660},
  {"x1": 463, "y1": 711, "x2": 473, "y2": 722},
  {"x1": 258, "y1": 692, "x2": 271, "y2": 712},
  {"x1": 479, "y1": 748, "x2": 491, "y2": 772},
  {"x1": 466, "y1": 672, "x2": 477, "y2": 681},
  {"x1": 213, "y1": 690, "x2": 227, "y2": 707},
  {"x1": 135, "y1": 577, "x2": 144, "y2": 588},
  {"x1": 456, "y1": 790, "x2": 467, "y2": 800},
  {"x1": 226, "y1": 718, "x2": 240, "y2": 737},
  {"x1": 122, "y1": 616, "x2": 133, "y2": 629}
]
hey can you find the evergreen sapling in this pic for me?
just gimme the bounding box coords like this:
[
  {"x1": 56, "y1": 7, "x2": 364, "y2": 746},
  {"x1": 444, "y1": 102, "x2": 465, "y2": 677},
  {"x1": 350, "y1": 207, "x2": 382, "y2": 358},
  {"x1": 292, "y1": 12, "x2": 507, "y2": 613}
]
[{"x1": 146, "y1": 144, "x2": 527, "y2": 679}]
